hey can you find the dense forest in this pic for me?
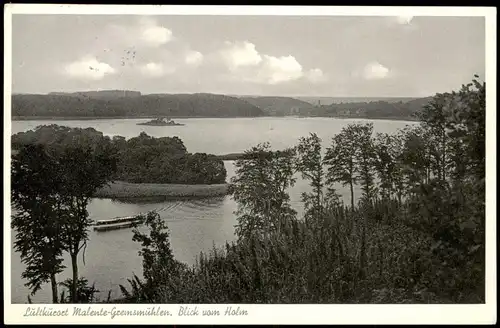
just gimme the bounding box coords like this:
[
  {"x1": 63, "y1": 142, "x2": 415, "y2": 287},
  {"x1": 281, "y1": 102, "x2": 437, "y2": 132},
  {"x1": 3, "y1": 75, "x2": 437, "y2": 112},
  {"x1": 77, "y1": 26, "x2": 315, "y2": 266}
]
[
  {"x1": 296, "y1": 96, "x2": 419, "y2": 105},
  {"x1": 11, "y1": 76, "x2": 485, "y2": 304},
  {"x1": 240, "y1": 95, "x2": 431, "y2": 119},
  {"x1": 11, "y1": 125, "x2": 227, "y2": 185},
  {"x1": 13, "y1": 91, "x2": 432, "y2": 120},
  {"x1": 11, "y1": 93, "x2": 264, "y2": 118},
  {"x1": 304, "y1": 97, "x2": 432, "y2": 120},
  {"x1": 240, "y1": 96, "x2": 315, "y2": 116},
  {"x1": 48, "y1": 90, "x2": 142, "y2": 99}
]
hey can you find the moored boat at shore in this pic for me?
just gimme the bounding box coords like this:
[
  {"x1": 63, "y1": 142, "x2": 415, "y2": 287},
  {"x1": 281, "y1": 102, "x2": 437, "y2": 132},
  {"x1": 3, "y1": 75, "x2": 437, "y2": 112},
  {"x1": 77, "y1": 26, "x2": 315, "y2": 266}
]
[{"x1": 92, "y1": 215, "x2": 144, "y2": 232}]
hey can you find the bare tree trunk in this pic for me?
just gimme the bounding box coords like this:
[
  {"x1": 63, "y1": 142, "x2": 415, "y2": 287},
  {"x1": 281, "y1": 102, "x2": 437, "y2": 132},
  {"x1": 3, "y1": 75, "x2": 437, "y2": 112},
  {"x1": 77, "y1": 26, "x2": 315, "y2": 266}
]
[
  {"x1": 442, "y1": 130, "x2": 447, "y2": 183},
  {"x1": 359, "y1": 216, "x2": 367, "y2": 280},
  {"x1": 350, "y1": 180, "x2": 355, "y2": 210},
  {"x1": 50, "y1": 273, "x2": 59, "y2": 304},
  {"x1": 316, "y1": 185, "x2": 322, "y2": 213},
  {"x1": 71, "y1": 252, "x2": 78, "y2": 303}
]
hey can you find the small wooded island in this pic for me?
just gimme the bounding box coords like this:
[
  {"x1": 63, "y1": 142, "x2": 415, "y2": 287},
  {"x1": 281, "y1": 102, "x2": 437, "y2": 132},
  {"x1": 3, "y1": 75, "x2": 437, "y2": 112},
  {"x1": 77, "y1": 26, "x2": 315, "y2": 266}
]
[{"x1": 137, "y1": 117, "x2": 185, "y2": 126}]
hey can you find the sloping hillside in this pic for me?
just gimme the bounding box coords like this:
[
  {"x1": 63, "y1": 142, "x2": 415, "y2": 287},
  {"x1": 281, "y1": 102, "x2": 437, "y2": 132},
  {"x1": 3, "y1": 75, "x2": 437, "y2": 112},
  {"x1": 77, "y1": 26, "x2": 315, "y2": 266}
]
[
  {"x1": 240, "y1": 96, "x2": 315, "y2": 116},
  {"x1": 308, "y1": 97, "x2": 433, "y2": 120},
  {"x1": 48, "y1": 90, "x2": 142, "y2": 99},
  {"x1": 296, "y1": 96, "x2": 420, "y2": 105},
  {"x1": 403, "y1": 96, "x2": 433, "y2": 113},
  {"x1": 12, "y1": 92, "x2": 264, "y2": 118}
]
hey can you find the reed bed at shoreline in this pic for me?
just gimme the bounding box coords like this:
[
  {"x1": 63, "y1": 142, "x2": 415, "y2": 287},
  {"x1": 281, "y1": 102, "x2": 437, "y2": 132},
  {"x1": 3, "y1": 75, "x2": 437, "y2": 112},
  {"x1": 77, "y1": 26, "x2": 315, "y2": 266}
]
[{"x1": 94, "y1": 180, "x2": 229, "y2": 199}]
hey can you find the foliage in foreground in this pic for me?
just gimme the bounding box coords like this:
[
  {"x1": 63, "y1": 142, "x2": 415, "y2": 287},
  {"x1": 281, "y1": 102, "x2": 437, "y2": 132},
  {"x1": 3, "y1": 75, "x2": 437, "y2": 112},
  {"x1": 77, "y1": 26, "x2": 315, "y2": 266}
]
[
  {"x1": 12, "y1": 143, "x2": 116, "y2": 303},
  {"x1": 118, "y1": 77, "x2": 485, "y2": 304}
]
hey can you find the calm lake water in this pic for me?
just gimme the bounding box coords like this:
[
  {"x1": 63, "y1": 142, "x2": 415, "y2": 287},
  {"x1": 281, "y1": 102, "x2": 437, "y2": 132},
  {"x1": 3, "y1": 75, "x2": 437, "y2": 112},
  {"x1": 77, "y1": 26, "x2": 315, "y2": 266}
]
[{"x1": 9, "y1": 117, "x2": 415, "y2": 303}]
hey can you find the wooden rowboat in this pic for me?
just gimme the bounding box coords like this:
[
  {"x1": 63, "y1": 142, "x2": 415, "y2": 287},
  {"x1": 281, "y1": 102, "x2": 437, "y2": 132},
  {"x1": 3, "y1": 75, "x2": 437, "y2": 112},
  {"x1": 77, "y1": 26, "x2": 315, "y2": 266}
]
[{"x1": 92, "y1": 215, "x2": 143, "y2": 232}]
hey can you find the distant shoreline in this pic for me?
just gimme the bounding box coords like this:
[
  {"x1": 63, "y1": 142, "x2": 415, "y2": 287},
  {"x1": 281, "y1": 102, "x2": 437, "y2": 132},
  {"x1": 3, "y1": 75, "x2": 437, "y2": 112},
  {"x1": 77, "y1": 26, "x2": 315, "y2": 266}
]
[
  {"x1": 299, "y1": 115, "x2": 418, "y2": 122},
  {"x1": 11, "y1": 115, "x2": 264, "y2": 121},
  {"x1": 11, "y1": 115, "x2": 418, "y2": 122}
]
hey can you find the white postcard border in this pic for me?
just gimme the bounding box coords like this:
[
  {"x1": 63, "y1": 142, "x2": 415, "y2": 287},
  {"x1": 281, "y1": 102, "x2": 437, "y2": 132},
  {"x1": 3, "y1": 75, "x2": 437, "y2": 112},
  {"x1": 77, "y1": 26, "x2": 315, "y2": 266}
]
[{"x1": 3, "y1": 5, "x2": 497, "y2": 325}]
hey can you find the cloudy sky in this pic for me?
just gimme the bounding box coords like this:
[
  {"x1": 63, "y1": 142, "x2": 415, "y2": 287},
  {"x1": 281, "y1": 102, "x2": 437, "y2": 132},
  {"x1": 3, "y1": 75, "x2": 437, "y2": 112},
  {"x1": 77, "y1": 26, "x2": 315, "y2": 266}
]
[{"x1": 11, "y1": 14, "x2": 485, "y2": 97}]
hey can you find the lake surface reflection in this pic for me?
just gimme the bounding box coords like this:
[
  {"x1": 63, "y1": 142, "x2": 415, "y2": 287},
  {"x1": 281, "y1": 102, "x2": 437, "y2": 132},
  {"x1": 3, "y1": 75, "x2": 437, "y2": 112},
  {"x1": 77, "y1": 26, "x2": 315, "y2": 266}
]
[{"x1": 9, "y1": 117, "x2": 415, "y2": 303}]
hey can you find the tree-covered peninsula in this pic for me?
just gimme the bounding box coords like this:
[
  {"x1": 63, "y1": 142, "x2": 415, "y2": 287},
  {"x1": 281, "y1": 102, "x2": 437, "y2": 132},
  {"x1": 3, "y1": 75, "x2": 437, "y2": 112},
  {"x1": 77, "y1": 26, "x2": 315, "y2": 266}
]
[{"x1": 11, "y1": 125, "x2": 227, "y2": 185}]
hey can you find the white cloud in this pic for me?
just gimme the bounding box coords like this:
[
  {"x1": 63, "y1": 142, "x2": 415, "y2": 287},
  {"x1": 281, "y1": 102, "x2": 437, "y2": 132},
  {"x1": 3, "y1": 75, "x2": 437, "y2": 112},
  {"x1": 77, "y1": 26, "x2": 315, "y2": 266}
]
[
  {"x1": 140, "y1": 62, "x2": 175, "y2": 77},
  {"x1": 306, "y1": 68, "x2": 327, "y2": 84},
  {"x1": 185, "y1": 50, "x2": 203, "y2": 66},
  {"x1": 220, "y1": 41, "x2": 262, "y2": 71},
  {"x1": 140, "y1": 25, "x2": 173, "y2": 46},
  {"x1": 106, "y1": 18, "x2": 174, "y2": 48},
  {"x1": 258, "y1": 55, "x2": 303, "y2": 84},
  {"x1": 218, "y1": 41, "x2": 319, "y2": 85},
  {"x1": 64, "y1": 56, "x2": 116, "y2": 80},
  {"x1": 362, "y1": 62, "x2": 390, "y2": 80}
]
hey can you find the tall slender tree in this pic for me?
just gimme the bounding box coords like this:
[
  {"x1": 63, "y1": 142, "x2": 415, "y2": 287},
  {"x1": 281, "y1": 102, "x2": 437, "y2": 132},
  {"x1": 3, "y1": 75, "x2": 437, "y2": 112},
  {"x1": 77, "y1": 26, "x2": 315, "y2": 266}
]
[
  {"x1": 373, "y1": 133, "x2": 396, "y2": 201},
  {"x1": 417, "y1": 93, "x2": 451, "y2": 184},
  {"x1": 325, "y1": 127, "x2": 358, "y2": 210},
  {"x1": 352, "y1": 123, "x2": 377, "y2": 204},
  {"x1": 295, "y1": 133, "x2": 328, "y2": 225},
  {"x1": 229, "y1": 143, "x2": 297, "y2": 240},
  {"x1": 399, "y1": 125, "x2": 432, "y2": 197},
  {"x1": 11, "y1": 144, "x2": 66, "y2": 303},
  {"x1": 58, "y1": 144, "x2": 117, "y2": 302}
]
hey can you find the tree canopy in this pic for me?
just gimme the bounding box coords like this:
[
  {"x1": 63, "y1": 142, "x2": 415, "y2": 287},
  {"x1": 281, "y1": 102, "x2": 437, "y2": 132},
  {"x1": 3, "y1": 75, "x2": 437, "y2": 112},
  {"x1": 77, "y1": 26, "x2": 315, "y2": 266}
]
[
  {"x1": 12, "y1": 125, "x2": 227, "y2": 185},
  {"x1": 12, "y1": 93, "x2": 264, "y2": 118}
]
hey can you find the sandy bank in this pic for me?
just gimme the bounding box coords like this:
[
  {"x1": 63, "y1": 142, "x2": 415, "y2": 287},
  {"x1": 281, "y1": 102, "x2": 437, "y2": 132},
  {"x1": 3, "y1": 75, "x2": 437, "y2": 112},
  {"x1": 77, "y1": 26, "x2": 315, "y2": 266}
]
[{"x1": 94, "y1": 181, "x2": 229, "y2": 199}]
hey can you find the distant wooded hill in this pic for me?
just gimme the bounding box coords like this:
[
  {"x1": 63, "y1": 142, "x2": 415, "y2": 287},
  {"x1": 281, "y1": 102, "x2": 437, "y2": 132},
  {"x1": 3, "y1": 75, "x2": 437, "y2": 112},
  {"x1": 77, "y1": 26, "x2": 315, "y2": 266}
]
[
  {"x1": 305, "y1": 97, "x2": 433, "y2": 120},
  {"x1": 240, "y1": 95, "x2": 432, "y2": 120},
  {"x1": 240, "y1": 96, "x2": 315, "y2": 116},
  {"x1": 295, "y1": 96, "x2": 421, "y2": 106},
  {"x1": 12, "y1": 92, "x2": 264, "y2": 118},
  {"x1": 48, "y1": 90, "x2": 142, "y2": 99},
  {"x1": 11, "y1": 90, "x2": 432, "y2": 120}
]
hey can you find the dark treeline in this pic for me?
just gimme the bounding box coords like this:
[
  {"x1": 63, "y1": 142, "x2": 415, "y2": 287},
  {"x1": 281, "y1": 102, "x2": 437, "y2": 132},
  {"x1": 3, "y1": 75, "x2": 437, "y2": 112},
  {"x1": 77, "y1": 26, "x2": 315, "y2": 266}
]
[
  {"x1": 11, "y1": 77, "x2": 485, "y2": 304},
  {"x1": 239, "y1": 95, "x2": 430, "y2": 119},
  {"x1": 48, "y1": 90, "x2": 142, "y2": 98},
  {"x1": 12, "y1": 93, "x2": 264, "y2": 118},
  {"x1": 240, "y1": 96, "x2": 316, "y2": 116},
  {"x1": 13, "y1": 91, "x2": 431, "y2": 120},
  {"x1": 11, "y1": 125, "x2": 227, "y2": 184},
  {"x1": 304, "y1": 97, "x2": 432, "y2": 119}
]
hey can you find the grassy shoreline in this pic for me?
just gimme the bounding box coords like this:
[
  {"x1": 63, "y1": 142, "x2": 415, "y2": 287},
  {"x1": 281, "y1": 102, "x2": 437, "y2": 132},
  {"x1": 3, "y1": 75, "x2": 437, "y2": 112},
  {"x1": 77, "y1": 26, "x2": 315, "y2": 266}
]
[{"x1": 94, "y1": 181, "x2": 229, "y2": 199}]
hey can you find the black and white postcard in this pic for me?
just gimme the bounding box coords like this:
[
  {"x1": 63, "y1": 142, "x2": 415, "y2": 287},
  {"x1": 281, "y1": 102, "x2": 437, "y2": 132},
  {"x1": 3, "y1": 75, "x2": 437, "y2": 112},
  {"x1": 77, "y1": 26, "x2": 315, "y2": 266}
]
[{"x1": 4, "y1": 4, "x2": 497, "y2": 325}]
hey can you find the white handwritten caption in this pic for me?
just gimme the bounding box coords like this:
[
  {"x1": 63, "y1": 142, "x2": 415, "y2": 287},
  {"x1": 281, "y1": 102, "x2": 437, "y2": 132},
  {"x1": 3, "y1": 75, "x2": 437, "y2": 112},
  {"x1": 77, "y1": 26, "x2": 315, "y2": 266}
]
[{"x1": 24, "y1": 305, "x2": 248, "y2": 319}]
